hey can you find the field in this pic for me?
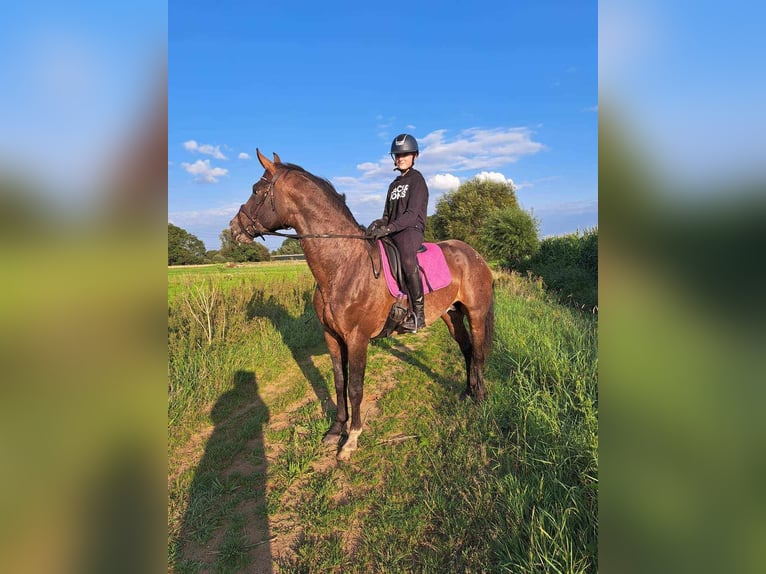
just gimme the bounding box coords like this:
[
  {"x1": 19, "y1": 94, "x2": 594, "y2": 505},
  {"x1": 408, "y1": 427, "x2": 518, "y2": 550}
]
[{"x1": 168, "y1": 261, "x2": 598, "y2": 573}]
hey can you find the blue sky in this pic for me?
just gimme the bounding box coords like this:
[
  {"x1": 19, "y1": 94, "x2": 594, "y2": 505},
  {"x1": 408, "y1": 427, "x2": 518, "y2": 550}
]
[{"x1": 168, "y1": 1, "x2": 598, "y2": 251}]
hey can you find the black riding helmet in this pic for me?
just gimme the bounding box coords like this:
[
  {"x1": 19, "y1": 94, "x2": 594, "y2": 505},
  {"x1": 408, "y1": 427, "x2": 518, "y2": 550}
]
[{"x1": 390, "y1": 134, "x2": 419, "y2": 158}]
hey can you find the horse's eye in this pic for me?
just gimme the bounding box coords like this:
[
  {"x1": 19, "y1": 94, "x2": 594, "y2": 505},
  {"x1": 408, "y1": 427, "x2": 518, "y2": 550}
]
[{"x1": 252, "y1": 183, "x2": 259, "y2": 194}]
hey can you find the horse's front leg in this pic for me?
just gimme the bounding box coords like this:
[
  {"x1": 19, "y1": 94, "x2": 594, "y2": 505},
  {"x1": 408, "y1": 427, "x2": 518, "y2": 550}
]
[
  {"x1": 322, "y1": 330, "x2": 349, "y2": 444},
  {"x1": 337, "y1": 334, "x2": 369, "y2": 461}
]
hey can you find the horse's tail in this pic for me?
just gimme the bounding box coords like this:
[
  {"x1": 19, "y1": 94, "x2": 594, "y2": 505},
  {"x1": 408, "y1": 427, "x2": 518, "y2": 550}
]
[{"x1": 483, "y1": 285, "x2": 495, "y2": 359}]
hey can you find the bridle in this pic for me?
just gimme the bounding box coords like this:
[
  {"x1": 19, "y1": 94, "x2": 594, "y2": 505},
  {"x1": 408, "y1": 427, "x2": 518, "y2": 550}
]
[
  {"x1": 235, "y1": 171, "x2": 284, "y2": 240},
  {"x1": 235, "y1": 167, "x2": 370, "y2": 241}
]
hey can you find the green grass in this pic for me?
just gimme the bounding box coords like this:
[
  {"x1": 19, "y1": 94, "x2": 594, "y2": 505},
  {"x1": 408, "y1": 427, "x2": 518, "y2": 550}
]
[
  {"x1": 168, "y1": 260, "x2": 311, "y2": 302},
  {"x1": 168, "y1": 263, "x2": 597, "y2": 573}
]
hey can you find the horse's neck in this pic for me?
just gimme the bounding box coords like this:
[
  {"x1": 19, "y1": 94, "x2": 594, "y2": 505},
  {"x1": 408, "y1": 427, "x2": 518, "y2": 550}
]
[
  {"x1": 302, "y1": 237, "x2": 368, "y2": 286},
  {"x1": 287, "y1": 190, "x2": 368, "y2": 287}
]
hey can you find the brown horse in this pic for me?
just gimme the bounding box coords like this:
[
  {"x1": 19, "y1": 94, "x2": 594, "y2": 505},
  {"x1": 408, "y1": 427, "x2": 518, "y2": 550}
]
[{"x1": 230, "y1": 149, "x2": 494, "y2": 460}]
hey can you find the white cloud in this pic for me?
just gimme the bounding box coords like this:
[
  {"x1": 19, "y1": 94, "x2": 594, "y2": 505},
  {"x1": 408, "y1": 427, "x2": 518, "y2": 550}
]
[
  {"x1": 475, "y1": 171, "x2": 515, "y2": 187},
  {"x1": 356, "y1": 161, "x2": 380, "y2": 172},
  {"x1": 168, "y1": 203, "x2": 242, "y2": 227},
  {"x1": 238, "y1": 152, "x2": 251, "y2": 160},
  {"x1": 428, "y1": 173, "x2": 461, "y2": 192},
  {"x1": 420, "y1": 127, "x2": 545, "y2": 172},
  {"x1": 348, "y1": 193, "x2": 386, "y2": 205},
  {"x1": 181, "y1": 159, "x2": 229, "y2": 183},
  {"x1": 335, "y1": 126, "x2": 544, "y2": 198},
  {"x1": 183, "y1": 139, "x2": 228, "y2": 160},
  {"x1": 356, "y1": 126, "x2": 545, "y2": 179}
]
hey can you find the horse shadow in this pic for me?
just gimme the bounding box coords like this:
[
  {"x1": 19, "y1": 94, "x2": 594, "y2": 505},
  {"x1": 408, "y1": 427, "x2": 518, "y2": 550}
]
[
  {"x1": 246, "y1": 290, "x2": 334, "y2": 415},
  {"x1": 174, "y1": 370, "x2": 273, "y2": 573}
]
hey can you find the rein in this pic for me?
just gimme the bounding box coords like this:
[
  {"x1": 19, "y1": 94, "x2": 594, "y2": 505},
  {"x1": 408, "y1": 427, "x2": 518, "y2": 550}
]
[{"x1": 257, "y1": 229, "x2": 369, "y2": 240}]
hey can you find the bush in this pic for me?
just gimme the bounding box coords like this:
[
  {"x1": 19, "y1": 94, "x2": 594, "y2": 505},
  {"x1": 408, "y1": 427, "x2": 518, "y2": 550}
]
[
  {"x1": 528, "y1": 228, "x2": 598, "y2": 310},
  {"x1": 430, "y1": 177, "x2": 518, "y2": 251},
  {"x1": 480, "y1": 207, "x2": 540, "y2": 268}
]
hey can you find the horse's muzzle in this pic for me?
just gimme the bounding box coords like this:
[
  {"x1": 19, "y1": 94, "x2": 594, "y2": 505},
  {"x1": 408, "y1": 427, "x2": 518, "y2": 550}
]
[{"x1": 229, "y1": 218, "x2": 256, "y2": 243}]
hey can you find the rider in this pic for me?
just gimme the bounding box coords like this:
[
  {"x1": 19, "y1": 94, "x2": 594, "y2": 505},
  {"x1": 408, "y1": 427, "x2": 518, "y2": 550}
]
[{"x1": 367, "y1": 134, "x2": 429, "y2": 333}]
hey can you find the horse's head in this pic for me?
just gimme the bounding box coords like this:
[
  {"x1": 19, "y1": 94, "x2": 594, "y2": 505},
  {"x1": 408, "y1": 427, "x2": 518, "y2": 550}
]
[{"x1": 229, "y1": 149, "x2": 286, "y2": 243}]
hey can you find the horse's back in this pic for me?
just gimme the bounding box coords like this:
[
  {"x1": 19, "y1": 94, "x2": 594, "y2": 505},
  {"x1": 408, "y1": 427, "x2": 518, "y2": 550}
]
[
  {"x1": 436, "y1": 239, "x2": 493, "y2": 305},
  {"x1": 437, "y1": 239, "x2": 492, "y2": 274}
]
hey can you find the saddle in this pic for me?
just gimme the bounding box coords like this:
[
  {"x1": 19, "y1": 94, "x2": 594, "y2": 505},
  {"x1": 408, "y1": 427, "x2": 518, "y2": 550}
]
[
  {"x1": 379, "y1": 237, "x2": 430, "y2": 296},
  {"x1": 372, "y1": 238, "x2": 448, "y2": 339}
]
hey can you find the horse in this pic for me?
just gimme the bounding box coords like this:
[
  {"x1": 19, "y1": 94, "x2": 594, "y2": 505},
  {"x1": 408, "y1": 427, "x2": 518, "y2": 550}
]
[{"x1": 230, "y1": 149, "x2": 494, "y2": 460}]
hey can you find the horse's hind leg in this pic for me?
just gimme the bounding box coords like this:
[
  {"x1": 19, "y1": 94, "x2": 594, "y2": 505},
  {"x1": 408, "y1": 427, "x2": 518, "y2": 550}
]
[
  {"x1": 442, "y1": 305, "x2": 474, "y2": 399},
  {"x1": 322, "y1": 330, "x2": 348, "y2": 444},
  {"x1": 465, "y1": 301, "x2": 492, "y2": 402},
  {"x1": 443, "y1": 302, "x2": 490, "y2": 401}
]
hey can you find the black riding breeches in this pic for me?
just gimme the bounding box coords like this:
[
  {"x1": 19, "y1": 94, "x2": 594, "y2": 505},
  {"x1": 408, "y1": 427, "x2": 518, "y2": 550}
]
[{"x1": 390, "y1": 229, "x2": 424, "y2": 274}]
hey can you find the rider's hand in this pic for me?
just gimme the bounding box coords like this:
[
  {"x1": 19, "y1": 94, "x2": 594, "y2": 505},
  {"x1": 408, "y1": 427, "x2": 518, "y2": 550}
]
[
  {"x1": 369, "y1": 225, "x2": 390, "y2": 239},
  {"x1": 366, "y1": 219, "x2": 385, "y2": 235}
]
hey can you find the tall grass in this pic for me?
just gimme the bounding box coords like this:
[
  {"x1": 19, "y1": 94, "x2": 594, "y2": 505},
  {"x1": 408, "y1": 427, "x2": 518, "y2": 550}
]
[
  {"x1": 168, "y1": 263, "x2": 322, "y2": 448},
  {"x1": 168, "y1": 263, "x2": 597, "y2": 573}
]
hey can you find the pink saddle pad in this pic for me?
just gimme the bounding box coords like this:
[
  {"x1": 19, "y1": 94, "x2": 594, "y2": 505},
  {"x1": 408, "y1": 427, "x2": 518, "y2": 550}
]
[{"x1": 379, "y1": 241, "x2": 451, "y2": 297}]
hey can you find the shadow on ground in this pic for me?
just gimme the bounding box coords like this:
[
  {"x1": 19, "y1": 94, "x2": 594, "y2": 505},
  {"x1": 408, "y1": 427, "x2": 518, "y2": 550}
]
[
  {"x1": 246, "y1": 289, "x2": 334, "y2": 416},
  {"x1": 173, "y1": 370, "x2": 273, "y2": 573}
]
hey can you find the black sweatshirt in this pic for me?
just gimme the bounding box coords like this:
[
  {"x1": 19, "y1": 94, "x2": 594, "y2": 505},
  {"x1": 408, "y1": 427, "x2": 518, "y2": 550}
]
[{"x1": 382, "y1": 168, "x2": 429, "y2": 233}]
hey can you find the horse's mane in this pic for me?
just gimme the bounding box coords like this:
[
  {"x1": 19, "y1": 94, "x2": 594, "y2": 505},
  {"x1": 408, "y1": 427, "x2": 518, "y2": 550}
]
[{"x1": 281, "y1": 162, "x2": 360, "y2": 226}]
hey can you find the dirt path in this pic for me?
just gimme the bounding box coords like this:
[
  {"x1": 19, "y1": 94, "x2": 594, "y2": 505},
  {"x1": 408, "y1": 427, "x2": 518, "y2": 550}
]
[{"x1": 170, "y1": 331, "x2": 431, "y2": 572}]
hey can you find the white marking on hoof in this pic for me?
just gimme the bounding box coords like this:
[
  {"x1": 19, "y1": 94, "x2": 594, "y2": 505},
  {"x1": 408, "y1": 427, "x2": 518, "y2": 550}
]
[{"x1": 337, "y1": 429, "x2": 362, "y2": 461}]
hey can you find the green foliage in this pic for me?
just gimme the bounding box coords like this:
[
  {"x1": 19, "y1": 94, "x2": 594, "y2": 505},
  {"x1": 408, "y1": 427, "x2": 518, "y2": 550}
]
[
  {"x1": 481, "y1": 207, "x2": 540, "y2": 267},
  {"x1": 529, "y1": 228, "x2": 598, "y2": 309},
  {"x1": 168, "y1": 223, "x2": 206, "y2": 265},
  {"x1": 271, "y1": 238, "x2": 303, "y2": 256},
  {"x1": 423, "y1": 214, "x2": 439, "y2": 242},
  {"x1": 431, "y1": 177, "x2": 519, "y2": 250},
  {"x1": 218, "y1": 228, "x2": 270, "y2": 262}
]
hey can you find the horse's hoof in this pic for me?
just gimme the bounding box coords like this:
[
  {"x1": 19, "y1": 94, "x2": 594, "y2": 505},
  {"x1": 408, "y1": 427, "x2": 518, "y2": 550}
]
[
  {"x1": 322, "y1": 432, "x2": 341, "y2": 445},
  {"x1": 336, "y1": 429, "x2": 361, "y2": 460},
  {"x1": 336, "y1": 447, "x2": 353, "y2": 462}
]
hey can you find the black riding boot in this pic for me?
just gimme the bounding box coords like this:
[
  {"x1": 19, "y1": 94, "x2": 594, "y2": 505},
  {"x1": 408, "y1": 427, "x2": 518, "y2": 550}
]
[{"x1": 400, "y1": 268, "x2": 426, "y2": 333}]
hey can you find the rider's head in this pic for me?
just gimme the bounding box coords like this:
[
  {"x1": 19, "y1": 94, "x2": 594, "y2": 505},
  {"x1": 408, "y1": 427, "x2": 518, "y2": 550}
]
[{"x1": 390, "y1": 134, "x2": 419, "y2": 172}]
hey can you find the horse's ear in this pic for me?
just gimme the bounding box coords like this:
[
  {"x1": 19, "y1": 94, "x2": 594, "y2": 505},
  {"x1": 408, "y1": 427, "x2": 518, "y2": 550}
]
[
  {"x1": 256, "y1": 148, "x2": 275, "y2": 174},
  {"x1": 273, "y1": 152, "x2": 281, "y2": 164}
]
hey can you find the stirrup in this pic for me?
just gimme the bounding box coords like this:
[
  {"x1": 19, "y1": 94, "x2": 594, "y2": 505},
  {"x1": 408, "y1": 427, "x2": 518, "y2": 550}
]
[{"x1": 399, "y1": 312, "x2": 420, "y2": 333}]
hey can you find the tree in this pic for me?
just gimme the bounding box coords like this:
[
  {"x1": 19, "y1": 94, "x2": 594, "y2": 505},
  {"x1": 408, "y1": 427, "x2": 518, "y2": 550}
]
[
  {"x1": 480, "y1": 207, "x2": 540, "y2": 268},
  {"x1": 218, "y1": 229, "x2": 270, "y2": 262},
  {"x1": 168, "y1": 223, "x2": 206, "y2": 265},
  {"x1": 272, "y1": 238, "x2": 304, "y2": 256},
  {"x1": 430, "y1": 178, "x2": 519, "y2": 249},
  {"x1": 424, "y1": 214, "x2": 439, "y2": 242}
]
